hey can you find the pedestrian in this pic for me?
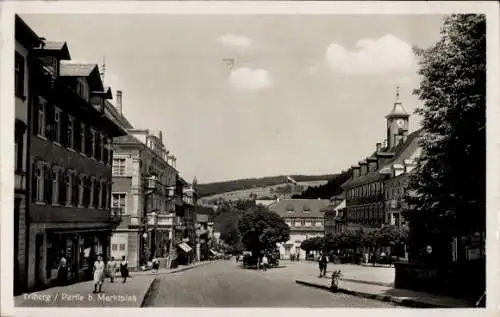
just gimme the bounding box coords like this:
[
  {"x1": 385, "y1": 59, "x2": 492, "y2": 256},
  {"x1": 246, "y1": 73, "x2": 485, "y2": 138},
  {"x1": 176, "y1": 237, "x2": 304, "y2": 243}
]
[
  {"x1": 262, "y1": 254, "x2": 269, "y2": 272},
  {"x1": 106, "y1": 256, "x2": 118, "y2": 283},
  {"x1": 120, "y1": 255, "x2": 129, "y2": 283},
  {"x1": 319, "y1": 253, "x2": 328, "y2": 277},
  {"x1": 92, "y1": 255, "x2": 105, "y2": 293},
  {"x1": 152, "y1": 257, "x2": 160, "y2": 274},
  {"x1": 57, "y1": 252, "x2": 67, "y2": 286}
]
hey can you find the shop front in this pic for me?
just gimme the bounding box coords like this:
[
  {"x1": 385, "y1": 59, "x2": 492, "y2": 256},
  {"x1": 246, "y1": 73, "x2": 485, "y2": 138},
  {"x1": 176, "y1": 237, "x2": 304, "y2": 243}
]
[{"x1": 45, "y1": 229, "x2": 110, "y2": 285}]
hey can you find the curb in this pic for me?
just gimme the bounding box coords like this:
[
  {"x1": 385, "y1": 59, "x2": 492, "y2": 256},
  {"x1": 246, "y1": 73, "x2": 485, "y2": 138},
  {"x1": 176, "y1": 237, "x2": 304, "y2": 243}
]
[
  {"x1": 140, "y1": 278, "x2": 159, "y2": 307},
  {"x1": 168, "y1": 261, "x2": 211, "y2": 275},
  {"x1": 295, "y1": 280, "x2": 448, "y2": 308}
]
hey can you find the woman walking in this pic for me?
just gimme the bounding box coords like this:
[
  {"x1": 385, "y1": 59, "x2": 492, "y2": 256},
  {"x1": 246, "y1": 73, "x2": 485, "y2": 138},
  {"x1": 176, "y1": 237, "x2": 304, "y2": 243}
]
[
  {"x1": 120, "y1": 255, "x2": 129, "y2": 283},
  {"x1": 92, "y1": 255, "x2": 105, "y2": 293}
]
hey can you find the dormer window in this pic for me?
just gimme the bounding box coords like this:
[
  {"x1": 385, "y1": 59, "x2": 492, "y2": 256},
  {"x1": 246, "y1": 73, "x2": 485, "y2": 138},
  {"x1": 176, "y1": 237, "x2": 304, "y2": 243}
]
[
  {"x1": 303, "y1": 205, "x2": 311, "y2": 213},
  {"x1": 76, "y1": 79, "x2": 89, "y2": 101}
]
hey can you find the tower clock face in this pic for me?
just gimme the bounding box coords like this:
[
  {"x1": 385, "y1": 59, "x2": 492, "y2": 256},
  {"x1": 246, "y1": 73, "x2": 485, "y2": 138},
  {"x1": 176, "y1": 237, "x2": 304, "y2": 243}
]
[{"x1": 396, "y1": 119, "x2": 405, "y2": 127}]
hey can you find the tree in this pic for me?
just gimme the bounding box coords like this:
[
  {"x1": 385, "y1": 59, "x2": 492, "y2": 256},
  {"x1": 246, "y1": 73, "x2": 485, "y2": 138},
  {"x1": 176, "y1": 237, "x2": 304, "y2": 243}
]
[
  {"x1": 300, "y1": 237, "x2": 324, "y2": 253},
  {"x1": 238, "y1": 205, "x2": 290, "y2": 254},
  {"x1": 405, "y1": 14, "x2": 486, "y2": 263},
  {"x1": 214, "y1": 205, "x2": 241, "y2": 249}
]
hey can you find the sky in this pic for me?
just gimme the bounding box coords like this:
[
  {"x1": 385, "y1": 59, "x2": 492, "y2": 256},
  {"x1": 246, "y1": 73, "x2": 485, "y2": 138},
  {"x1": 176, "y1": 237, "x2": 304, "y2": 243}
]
[{"x1": 21, "y1": 14, "x2": 446, "y2": 183}]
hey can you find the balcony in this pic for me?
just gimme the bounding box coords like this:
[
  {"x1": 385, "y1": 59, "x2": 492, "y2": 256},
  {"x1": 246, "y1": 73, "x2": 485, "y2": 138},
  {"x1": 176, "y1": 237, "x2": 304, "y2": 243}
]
[{"x1": 14, "y1": 171, "x2": 26, "y2": 192}]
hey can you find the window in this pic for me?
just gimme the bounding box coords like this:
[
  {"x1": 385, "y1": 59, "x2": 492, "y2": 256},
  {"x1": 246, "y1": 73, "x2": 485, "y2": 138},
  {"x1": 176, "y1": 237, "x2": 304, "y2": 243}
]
[
  {"x1": 51, "y1": 169, "x2": 59, "y2": 205},
  {"x1": 305, "y1": 221, "x2": 312, "y2": 227},
  {"x1": 83, "y1": 177, "x2": 91, "y2": 207},
  {"x1": 112, "y1": 244, "x2": 117, "y2": 251},
  {"x1": 32, "y1": 163, "x2": 45, "y2": 202},
  {"x1": 294, "y1": 221, "x2": 301, "y2": 227},
  {"x1": 112, "y1": 193, "x2": 126, "y2": 214},
  {"x1": 52, "y1": 107, "x2": 61, "y2": 143},
  {"x1": 71, "y1": 174, "x2": 78, "y2": 206},
  {"x1": 78, "y1": 176, "x2": 85, "y2": 207},
  {"x1": 15, "y1": 52, "x2": 25, "y2": 98},
  {"x1": 315, "y1": 221, "x2": 322, "y2": 227},
  {"x1": 36, "y1": 97, "x2": 46, "y2": 137},
  {"x1": 67, "y1": 115, "x2": 74, "y2": 149},
  {"x1": 85, "y1": 126, "x2": 92, "y2": 156},
  {"x1": 93, "y1": 179, "x2": 100, "y2": 209},
  {"x1": 76, "y1": 80, "x2": 89, "y2": 101},
  {"x1": 107, "y1": 138, "x2": 113, "y2": 164},
  {"x1": 98, "y1": 134, "x2": 104, "y2": 161},
  {"x1": 113, "y1": 158, "x2": 126, "y2": 176},
  {"x1": 89, "y1": 177, "x2": 95, "y2": 208},
  {"x1": 119, "y1": 244, "x2": 126, "y2": 251},
  {"x1": 80, "y1": 123, "x2": 86, "y2": 154},
  {"x1": 90, "y1": 128, "x2": 96, "y2": 158},
  {"x1": 65, "y1": 172, "x2": 72, "y2": 206},
  {"x1": 97, "y1": 180, "x2": 106, "y2": 209},
  {"x1": 57, "y1": 170, "x2": 67, "y2": 205}
]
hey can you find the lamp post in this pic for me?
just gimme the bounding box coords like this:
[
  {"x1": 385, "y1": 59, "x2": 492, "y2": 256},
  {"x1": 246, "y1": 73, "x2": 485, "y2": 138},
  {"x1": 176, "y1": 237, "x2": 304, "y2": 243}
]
[{"x1": 142, "y1": 174, "x2": 157, "y2": 267}]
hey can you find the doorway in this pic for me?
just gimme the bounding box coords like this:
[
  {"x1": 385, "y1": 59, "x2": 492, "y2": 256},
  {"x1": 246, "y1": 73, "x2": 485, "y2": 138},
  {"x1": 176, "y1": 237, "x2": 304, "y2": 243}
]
[{"x1": 35, "y1": 234, "x2": 44, "y2": 287}]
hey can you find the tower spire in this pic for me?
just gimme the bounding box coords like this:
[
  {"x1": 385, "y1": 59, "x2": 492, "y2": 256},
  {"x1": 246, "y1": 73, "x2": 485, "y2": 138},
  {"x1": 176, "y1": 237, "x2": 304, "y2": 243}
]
[
  {"x1": 100, "y1": 56, "x2": 106, "y2": 81},
  {"x1": 395, "y1": 85, "x2": 401, "y2": 104}
]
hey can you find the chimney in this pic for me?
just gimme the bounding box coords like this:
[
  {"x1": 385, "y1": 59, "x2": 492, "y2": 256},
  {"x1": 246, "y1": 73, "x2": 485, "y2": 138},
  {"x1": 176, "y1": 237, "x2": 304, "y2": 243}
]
[
  {"x1": 376, "y1": 143, "x2": 382, "y2": 153},
  {"x1": 116, "y1": 90, "x2": 123, "y2": 114}
]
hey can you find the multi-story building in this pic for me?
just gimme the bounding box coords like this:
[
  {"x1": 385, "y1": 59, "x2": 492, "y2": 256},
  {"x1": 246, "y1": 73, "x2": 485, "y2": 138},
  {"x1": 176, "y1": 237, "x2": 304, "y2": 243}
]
[
  {"x1": 341, "y1": 89, "x2": 422, "y2": 232},
  {"x1": 269, "y1": 199, "x2": 329, "y2": 259},
  {"x1": 24, "y1": 31, "x2": 126, "y2": 290},
  {"x1": 14, "y1": 15, "x2": 43, "y2": 294},
  {"x1": 321, "y1": 197, "x2": 346, "y2": 236},
  {"x1": 111, "y1": 124, "x2": 178, "y2": 270}
]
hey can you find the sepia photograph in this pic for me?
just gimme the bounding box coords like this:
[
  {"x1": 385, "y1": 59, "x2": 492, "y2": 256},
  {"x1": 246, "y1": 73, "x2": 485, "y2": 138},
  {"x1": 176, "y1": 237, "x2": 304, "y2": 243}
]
[{"x1": 1, "y1": 1, "x2": 498, "y2": 316}]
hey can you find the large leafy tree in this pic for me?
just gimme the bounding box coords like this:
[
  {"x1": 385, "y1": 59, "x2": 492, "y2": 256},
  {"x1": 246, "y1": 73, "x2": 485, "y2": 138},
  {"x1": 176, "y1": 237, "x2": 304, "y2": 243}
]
[
  {"x1": 405, "y1": 14, "x2": 486, "y2": 262},
  {"x1": 238, "y1": 205, "x2": 290, "y2": 254}
]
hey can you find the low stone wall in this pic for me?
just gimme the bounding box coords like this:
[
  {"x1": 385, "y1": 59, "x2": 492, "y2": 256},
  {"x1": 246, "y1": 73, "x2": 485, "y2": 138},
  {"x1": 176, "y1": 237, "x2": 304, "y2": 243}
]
[{"x1": 394, "y1": 260, "x2": 485, "y2": 300}]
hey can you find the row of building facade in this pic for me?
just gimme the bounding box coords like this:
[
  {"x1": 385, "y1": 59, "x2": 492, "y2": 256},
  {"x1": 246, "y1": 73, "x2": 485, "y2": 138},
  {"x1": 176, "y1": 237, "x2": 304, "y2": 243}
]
[
  {"x1": 14, "y1": 16, "x2": 204, "y2": 294},
  {"x1": 258, "y1": 88, "x2": 421, "y2": 260}
]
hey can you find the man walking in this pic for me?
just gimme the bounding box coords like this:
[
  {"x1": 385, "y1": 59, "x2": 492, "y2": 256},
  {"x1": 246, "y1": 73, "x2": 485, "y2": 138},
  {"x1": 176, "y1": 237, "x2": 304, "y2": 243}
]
[{"x1": 318, "y1": 253, "x2": 328, "y2": 277}]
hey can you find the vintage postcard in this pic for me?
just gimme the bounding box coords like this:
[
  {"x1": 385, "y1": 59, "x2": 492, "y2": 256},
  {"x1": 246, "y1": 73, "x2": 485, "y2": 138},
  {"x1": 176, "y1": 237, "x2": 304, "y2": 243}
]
[{"x1": 1, "y1": 1, "x2": 498, "y2": 317}]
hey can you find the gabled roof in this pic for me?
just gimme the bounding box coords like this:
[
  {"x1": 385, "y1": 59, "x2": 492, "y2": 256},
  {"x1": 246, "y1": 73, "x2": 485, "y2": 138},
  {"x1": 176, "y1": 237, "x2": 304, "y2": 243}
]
[
  {"x1": 60, "y1": 61, "x2": 104, "y2": 91},
  {"x1": 37, "y1": 40, "x2": 71, "y2": 60},
  {"x1": 269, "y1": 199, "x2": 330, "y2": 219}
]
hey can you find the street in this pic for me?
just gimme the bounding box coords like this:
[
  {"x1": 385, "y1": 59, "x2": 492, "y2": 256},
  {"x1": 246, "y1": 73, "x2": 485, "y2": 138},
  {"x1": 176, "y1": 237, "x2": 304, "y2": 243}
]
[{"x1": 143, "y1": 260, "x2": 396, "y2": 307}]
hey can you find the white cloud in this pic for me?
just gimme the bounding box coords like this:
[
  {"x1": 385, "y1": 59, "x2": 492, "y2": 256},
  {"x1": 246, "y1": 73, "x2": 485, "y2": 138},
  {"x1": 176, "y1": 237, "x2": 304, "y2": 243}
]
[
  {"x1": 228, "y1": 67, "x2": 273, "y2": 91},
  {"x1": 325, "y1": 34, "x2": 415, "y2": 74},
  {"x1": 217, "y1": 33, "x2": 252, "y2": 48}
]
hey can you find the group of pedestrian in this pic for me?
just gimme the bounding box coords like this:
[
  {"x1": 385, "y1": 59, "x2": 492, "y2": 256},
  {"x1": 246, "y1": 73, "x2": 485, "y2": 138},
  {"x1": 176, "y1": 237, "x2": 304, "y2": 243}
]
[
  {"x1": 92, "y1": 255, "x2": 129, "y2": 293},
  {"x1": 290, "y1": 253, "x2": 300, "y2": 262}
]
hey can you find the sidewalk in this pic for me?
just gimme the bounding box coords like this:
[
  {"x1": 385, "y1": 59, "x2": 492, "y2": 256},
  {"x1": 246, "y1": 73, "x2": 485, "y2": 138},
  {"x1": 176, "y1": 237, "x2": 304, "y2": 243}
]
[
  {"x1": 14, "y1": 260, "x2": 214, "y2": 307},
  {"x1": 295, "y1": 273, "x2": 475, "y2": 308}
]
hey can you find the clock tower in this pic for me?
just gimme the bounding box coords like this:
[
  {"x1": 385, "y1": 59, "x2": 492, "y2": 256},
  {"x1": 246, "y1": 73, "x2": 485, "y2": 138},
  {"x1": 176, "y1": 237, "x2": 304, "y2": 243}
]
[{"x1": 385, "y1": 86, "x2": 410, "y2": 149}]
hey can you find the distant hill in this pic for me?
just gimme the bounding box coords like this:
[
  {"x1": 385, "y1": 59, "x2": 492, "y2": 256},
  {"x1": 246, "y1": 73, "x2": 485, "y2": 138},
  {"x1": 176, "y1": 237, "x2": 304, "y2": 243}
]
[{"x1": 197, "y1": 174, "x2": 336, "y2": 198}]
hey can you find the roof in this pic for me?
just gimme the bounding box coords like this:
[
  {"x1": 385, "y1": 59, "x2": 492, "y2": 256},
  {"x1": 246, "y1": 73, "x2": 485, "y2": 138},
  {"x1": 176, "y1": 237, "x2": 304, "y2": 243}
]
[
  {"x1": 113, "y1": 134, "x2": 143, "y2": 146},
  {"x1": 15, "y1": 15, "x2": 42, "y2": 47},
  {"x1": 268, "y1": 199, "x2": 330, "y2": 219},
  {"x1": 104, "y1": 100, "x2": 134, "y2": 129},
  {"x1": 60, "y1": 61, "x2": 98, "y2": 77},
  {"x1": 386, "y1": 101, "x2": 409, "y2": 118},
  {"x1": 342, "y1": 129, "x2": 423, "y2": 188},
  {"x1": 37, "y1": 41, "x2": 71, "y2": 59},
  {"x1": 320, "y1": 199, "x2": 345, "y2": 212}
]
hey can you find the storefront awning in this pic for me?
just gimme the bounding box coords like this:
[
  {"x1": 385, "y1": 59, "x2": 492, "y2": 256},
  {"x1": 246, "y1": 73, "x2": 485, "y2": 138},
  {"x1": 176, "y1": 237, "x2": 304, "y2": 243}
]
[{"x1": 178, "y1": 242, "x2": 192, "y2": 253}]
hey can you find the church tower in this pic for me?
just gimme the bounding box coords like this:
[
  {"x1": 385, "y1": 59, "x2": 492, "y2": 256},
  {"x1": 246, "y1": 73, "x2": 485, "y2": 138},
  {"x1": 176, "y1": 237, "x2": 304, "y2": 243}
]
[{"x1": 385, "y1": 86, "x2": 410, "y2": 150}]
